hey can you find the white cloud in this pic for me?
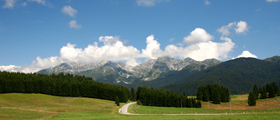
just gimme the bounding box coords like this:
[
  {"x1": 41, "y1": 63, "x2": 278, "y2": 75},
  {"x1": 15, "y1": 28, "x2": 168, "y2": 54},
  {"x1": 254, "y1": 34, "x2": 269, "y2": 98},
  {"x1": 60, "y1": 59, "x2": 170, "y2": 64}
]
[
  {"x1": 266, "y1": 0, "x2": 280, "y2": 2},
  {"x1": 217, "y1": 22, "x2": 236, "y2": 36},
  {"x1": 69, "y1": 20, "x2": 81, "y2": 29},
  {"x1": 205, "y1": 0, "x2": 210, "y2": 5},
  {"x1": 3, "y1": 28, "x2": 238, "y2": 73},
  {"x1": 218, "y1": 21, "x2": 249, "y2": 36},
  {"x1": 2, "y1": 0, "x2": 16, "y2": 9},
  {"x1": 34, "y1": 56, "x2": 63, "y2": 68},
  {"x1": 60, "y1": 36, "x2": 140, "y2": 63},
  {"x1": 126, "y1": 59, "x2": 140, "y2": 66},
  {"x1": 141, "y1": 35, "x2": 162, "y2": 59},
  {"x1": 62, "y1": 5, "x2": 77, "y2": 17},
  {"x1": 235, "y1": 21, "x2": 249, "y2": 34},
  {"x1": 136, "y1": 0, "x2": 169, "y2": 7},
  {"x1": 28, "y1": 0, "x2": 46, "y2": 5},
  {"x1": 232, "y1": 51, "x2": 257, "y2": 59},
  {"x1": 183, "y1": 28, "x2": 214, "y2": 44},
  {"x1": 0, "y1": 65, "x2": 41, "y2": 73},
  {"x1": 255, "y1": 8, "x2": 261, "y2": 11}
]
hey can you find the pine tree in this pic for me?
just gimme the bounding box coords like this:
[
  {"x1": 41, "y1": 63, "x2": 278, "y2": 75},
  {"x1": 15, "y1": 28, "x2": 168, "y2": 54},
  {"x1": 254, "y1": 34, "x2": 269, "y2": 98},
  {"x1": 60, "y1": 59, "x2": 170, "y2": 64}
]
[
  {"x1": 196, "y1": 86, "x2": 203, "y2": 100},
  {"x1": 268, "y1": 84, "x2": 275, "y2": 98},
  {"x1": 115, "y1": 96, "x2": 120, "y2": 106},
  {"x1": 248, "y1": 92, "x2": 256, "y2": 106},
  {"x1": 212, "y1": 87, "x2": 221, "y2": 104},
  {"x1": 253, "y1": 84, "x2": 259, "y2": 100},
  {"x1": 260, "y1": 86, "x2": 267, "y2": 99},
  {"x1": 271, "y1": 82, "x2": 279, "y2": 96},
  {"x1": 131, "y1": 87, "x2": 136, "y2": 101}
]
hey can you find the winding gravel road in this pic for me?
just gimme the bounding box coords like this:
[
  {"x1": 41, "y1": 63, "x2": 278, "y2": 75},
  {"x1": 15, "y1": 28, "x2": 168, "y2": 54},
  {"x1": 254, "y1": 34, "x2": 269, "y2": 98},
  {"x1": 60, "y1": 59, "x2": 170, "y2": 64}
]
[{"x1": 119, "y1": 102, "x2": 137, "y2": 114}]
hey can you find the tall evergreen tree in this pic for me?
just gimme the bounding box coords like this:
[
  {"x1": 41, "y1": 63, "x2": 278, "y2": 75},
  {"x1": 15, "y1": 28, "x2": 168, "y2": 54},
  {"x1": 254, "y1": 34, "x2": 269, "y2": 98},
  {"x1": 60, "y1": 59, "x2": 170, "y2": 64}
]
[
  {"x1": 131, "y1": 87, "x2": 136, "y2": 101},
  {"x1": 212, "y1": 87, "x2": 221, "y2": 104},
  {"x1": 253, "y1": 84, "x2": 259, "y2": 100},
  {"x1": 267, "y1": 84, "x2": 275, "y2": 98},
  {"x1": 260, "y1": 86, "x2": 267, "y2": 99},
  {"x1": 196, "y1": 86, "x2": 203, "y2": 100},
  {"x1": 271, "y1": 82, "x2": 279, "y2": 96},
  {"x1": 248, "y1": 92, "x2": 256, "y2": 106},
  {"x1": 115, "y1": 96, "x2": 120, "y2": 106}
]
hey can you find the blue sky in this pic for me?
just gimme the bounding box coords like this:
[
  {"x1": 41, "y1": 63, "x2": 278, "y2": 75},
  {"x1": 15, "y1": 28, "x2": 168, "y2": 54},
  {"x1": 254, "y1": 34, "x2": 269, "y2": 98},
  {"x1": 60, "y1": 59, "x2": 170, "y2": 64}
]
[{"x1": 0, "y1": 0, "x2": 279, "y2": 72}]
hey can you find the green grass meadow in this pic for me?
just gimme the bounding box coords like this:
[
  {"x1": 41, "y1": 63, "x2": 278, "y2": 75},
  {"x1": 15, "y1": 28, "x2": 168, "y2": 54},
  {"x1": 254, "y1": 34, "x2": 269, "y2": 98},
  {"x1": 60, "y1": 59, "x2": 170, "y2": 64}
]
[
  {"x1": 1, "y1": 93, "x2": 280, "y2": 120},
  {"x1": 49, "y1": 112, "x2": 280, "y2": 120}
]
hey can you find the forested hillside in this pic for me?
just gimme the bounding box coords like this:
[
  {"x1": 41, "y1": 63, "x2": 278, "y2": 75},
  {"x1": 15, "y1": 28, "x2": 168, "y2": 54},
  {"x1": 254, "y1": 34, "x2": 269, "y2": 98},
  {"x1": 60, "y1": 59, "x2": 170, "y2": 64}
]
[
  {"x1": 161, "y1": 58, "x2": 280, "y2": 95},
  {"x1": 0, "y1": 71, "x2": 130, "y2": 103}
]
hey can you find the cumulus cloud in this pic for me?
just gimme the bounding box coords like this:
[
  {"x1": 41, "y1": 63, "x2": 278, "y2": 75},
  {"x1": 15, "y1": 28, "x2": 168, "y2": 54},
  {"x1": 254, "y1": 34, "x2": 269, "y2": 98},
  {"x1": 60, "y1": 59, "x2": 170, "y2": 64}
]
[
  {"x1": 141, "y1": 35, "x2": 162, "y2": 59},
  {"x1": 205, "y1": 0, "x2": 210, "y2": 5},
  {"x1": 136, "y1": 0, "x2": 169, "y2": 7},
  {"x1": 2, "y1": 27, "x2": 239, "y2": 73},
  {"x1": 2, "y1": 0, "x2": 16, "y2": 9},
  {"x1": 69, "y1": 20, "x2": 81, "y2": 29},
  {"x1": 232, "y1": 51, "x2": 257, "y2": 59},
  {"x1": 28, "y1": 0, "x2": 46, "y2": 5},
  {"x1": 266, "y1": 0, "x2": 280, "y2": 2},
  {"x1": 0, "y1": 65, "x2": 41, "y2": 73},
  {"x1": 62, "y1": 5, "x2": 77, "y2": 17},
  {"x1": 235, "y1": 21, "x2": 249, "y2": 34},
  {"x1": 126, "y1": 59, "x2": 140, "y2": 66},
  {"x1": 183, "y1": 28, "x2": 214, "y2": 44},
  {"x1": 217, "y1": 22, "x2": 236, "y2": 36},
  {"x1": 218, "y1": 21, "x2": 249, "y2": 36},
  {"x1": 60, "y1": 36, "x2": 140, "y2": 63}
]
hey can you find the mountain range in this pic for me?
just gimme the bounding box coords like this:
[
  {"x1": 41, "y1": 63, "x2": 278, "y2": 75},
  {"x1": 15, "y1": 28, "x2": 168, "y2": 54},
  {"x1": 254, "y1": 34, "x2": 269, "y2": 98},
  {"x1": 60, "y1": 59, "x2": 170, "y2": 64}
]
[
  {"x1": 38, "y1": 56, "x2": 220, "y2": 84},
  {"x1": 38, "y1": 56, "x2": 280, "y2": 95}
]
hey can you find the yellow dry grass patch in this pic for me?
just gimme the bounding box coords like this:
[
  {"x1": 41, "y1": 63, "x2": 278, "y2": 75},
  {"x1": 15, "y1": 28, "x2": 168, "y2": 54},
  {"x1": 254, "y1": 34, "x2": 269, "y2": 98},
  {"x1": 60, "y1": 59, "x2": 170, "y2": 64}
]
[{"x1": 201, "y1": 94, "x2": 280, "y2": 110}]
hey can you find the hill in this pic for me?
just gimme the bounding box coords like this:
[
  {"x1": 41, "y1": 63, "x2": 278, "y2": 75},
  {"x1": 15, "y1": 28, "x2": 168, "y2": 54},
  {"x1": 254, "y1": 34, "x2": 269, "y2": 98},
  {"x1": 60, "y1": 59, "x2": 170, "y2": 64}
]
[
  {"x1": 161, "y1": 58, "x2": 280, "y2": 95},
  {"x1": 0, "y1": 93, "x2": 120, "y2": 120}
]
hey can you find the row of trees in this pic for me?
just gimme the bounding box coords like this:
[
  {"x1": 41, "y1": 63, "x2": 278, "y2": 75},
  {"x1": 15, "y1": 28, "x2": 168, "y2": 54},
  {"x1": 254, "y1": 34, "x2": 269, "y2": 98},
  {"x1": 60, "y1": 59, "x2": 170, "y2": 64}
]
[
  {"x1": 0, "y1": 71, "x2": 130, "y2": 103},
  {"x1": 248, "y1": 82, "x2": 279, "y2": 106},
  {"x1": 136, "y1": 86, "x2": 201, "y2": 108},
  {"x1": 196, "y1": 84, "x2": 230, "y2": 104}
]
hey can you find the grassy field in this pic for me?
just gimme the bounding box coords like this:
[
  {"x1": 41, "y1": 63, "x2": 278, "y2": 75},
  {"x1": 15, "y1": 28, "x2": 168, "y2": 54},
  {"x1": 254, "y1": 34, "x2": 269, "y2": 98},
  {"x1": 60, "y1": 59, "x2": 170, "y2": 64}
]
[
  {"x1": 50, "y1": 112, "x2": 280, "y2": 120},
  {"x1": 129, "y1": 94, "x2": 280, "y2": 114},
  {"x1": 0, "y1": 93, "x2": 122, "y2": 120},
  {"x1": 1, "y1": 93, "x2": 280, "y2": 120}
]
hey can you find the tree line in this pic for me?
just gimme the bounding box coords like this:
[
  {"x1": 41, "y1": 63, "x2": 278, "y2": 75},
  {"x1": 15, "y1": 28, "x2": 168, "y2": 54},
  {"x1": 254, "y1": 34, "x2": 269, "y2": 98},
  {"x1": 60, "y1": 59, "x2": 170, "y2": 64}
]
[
  {"x1": 0, "y1": 71, "x2": 130, "y2": 103},
  {"x1": 196, "y1": 84, "x2": 230, "y2": 104},
  {"x1": 248, "y1": 82, "x2": 279, "y2": 106},
  {"x1": 135, "y1": 86, "x2": 201, "y2": 108}
]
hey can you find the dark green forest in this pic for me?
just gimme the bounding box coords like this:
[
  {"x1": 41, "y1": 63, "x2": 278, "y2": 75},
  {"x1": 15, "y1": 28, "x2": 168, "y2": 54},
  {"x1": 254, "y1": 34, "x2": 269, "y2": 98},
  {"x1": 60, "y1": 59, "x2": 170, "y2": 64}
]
[
  {"x1": 136, "y1": 86, "x2": 201, "y2": 108},
  {"x1": 0, "y1": 71, "x2": 130, "y2": 103},
  {"x1": 161, "y1": 58, "x2": 280, "y2": 95},
  {"x1": 248, "y1": 82, "x2": 279, "y2": 106},
  {"x1": 196, "y1": 84, "x2": 229, "y2": 104}
]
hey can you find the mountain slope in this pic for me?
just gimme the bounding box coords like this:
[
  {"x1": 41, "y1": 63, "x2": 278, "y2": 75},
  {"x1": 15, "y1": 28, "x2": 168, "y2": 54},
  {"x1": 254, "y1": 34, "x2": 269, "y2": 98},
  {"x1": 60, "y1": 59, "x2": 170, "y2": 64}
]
[
  {"x1": 161, "y1": 58, "x2": 280, "y2": 95},
  {"x1": 124, "y1": 58, "x2": 221, "y2": 88},
  {"x1": 37, "y1": 56, "x2": 221, "y2": 84}
]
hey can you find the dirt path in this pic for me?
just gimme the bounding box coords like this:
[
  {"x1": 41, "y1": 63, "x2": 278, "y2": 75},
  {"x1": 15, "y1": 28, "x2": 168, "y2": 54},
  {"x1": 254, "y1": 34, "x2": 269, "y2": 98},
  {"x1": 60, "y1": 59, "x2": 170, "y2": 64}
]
[{"x1": 119, "y1": 102, "x2": 136, "y2": 114}]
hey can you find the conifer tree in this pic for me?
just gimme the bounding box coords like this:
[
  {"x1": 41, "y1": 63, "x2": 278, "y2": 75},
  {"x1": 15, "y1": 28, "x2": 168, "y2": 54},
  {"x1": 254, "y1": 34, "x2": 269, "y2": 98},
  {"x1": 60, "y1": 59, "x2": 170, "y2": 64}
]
[
  {"x1": 196, "y1": 86, "x2": 203, "y2": 100},
  {"x1": 253, "y1": 84, "x2": 259, "y2": 100},
  {"x1": 131, "y1": 87, "x2": 136, "y2": 101},
  {"x1": 260, "y1": 86, "x2": 267, "y2": 99},
  {"x1": 115, "y1": 96, "x2": 120, "y2": 106},
  {"x1": 248, "y1": 92, "x2": 256, "y2": 106},
  {"x1": 271, "y1": 82, "x2": 279, "y2": 96}
]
